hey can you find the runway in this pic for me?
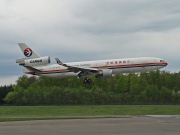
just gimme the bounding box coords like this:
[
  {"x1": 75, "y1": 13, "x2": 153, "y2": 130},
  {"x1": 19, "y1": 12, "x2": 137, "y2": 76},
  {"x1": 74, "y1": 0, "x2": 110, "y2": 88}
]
[{"x1": 0, "y1": 115, "x2": 180, "y2": 135}]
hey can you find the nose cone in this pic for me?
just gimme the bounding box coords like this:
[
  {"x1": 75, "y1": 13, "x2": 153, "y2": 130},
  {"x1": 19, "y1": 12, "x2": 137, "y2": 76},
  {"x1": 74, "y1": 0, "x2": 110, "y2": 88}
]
[
  {"x1": 164, "y1": 62, "x2": 168, "y2": 66},
  {"x1": 161, "y1": 61, "x2": 168, "y2": 67},
  {"x1": 159, "y1": 59, "x2": 168, "y2": 67}
]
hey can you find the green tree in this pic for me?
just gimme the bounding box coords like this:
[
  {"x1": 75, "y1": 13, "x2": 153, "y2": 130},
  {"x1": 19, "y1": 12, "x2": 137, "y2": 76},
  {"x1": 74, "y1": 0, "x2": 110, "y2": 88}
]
[
  {"x1": 0, "y1": 85, "x2": 13, "y2": 104},
  {"x1": 145, "y1": 84, "x2": 159, "y2": 104},
  {"x1": 160, "y1": 86, "x2": 172, "y2": 104},
  {"x1": 115, "y1": 74, "x2": 128, "y2": 93}
]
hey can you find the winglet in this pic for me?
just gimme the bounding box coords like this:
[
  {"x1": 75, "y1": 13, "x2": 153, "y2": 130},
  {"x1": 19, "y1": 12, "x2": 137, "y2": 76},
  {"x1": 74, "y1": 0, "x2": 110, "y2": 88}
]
[{"x1": 55, "y1": 58, "x2": 63, "y2": 65}]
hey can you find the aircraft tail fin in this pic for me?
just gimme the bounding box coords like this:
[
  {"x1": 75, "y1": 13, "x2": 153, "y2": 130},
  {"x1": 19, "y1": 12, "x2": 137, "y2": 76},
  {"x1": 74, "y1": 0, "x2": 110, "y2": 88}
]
[{"x1": 18, "y1": 43, "x2": 41, "y2": 58}]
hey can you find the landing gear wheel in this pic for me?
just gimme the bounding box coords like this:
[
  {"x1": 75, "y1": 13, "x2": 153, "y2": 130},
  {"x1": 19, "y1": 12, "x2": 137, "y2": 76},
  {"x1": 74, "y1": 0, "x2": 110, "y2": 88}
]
[
  {"x1": 83, "y1": 78, "x2": 87, "y2": 84},
  {"x1": 87, "y1": 78, "x2": 92, "y2": 84},
  {"x1": 146, "y1": 74, "x2": 150, "y2": 79},
  {"x1": 83, "y1": 78, "x2": 92, "y2": 84}
]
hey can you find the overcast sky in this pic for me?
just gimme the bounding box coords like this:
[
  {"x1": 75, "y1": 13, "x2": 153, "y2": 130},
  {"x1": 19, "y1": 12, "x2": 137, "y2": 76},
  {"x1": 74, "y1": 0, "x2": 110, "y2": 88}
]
[{"x1": 1, "y1": 0, "x2": 180, "y2": 86}]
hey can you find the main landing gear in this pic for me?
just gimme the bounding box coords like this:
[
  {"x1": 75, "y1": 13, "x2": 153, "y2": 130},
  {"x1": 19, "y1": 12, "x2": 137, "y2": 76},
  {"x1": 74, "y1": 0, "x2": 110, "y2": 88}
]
[
  {"x1": 78, "y1": 72, "x2": 92, "y2": 84},
  {"x1": 83, "y1": 77, "x2": 92, "y2": 84},
  {"x1": 145, "y1": 73, "x2": 150, "y2": 79}
]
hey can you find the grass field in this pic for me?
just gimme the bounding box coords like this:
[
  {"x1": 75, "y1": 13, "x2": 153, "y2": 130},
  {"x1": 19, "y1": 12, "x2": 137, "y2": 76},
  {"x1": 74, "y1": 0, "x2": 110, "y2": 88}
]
[{"x1": 0, "y1": 105, "x2": 180, "y2": 122}]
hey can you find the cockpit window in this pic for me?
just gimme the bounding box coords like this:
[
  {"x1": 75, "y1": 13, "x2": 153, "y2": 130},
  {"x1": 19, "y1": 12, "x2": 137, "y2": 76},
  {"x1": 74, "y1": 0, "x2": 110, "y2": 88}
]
[{"x1": 160, "y1": 60, "x2": 165, "y2": 62}]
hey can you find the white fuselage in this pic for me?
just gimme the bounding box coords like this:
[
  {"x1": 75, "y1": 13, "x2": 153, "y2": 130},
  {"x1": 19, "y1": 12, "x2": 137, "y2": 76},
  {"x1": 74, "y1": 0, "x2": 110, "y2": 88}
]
[{"x1": 24, "y1": 57, "x2": 168, "y2": 78}]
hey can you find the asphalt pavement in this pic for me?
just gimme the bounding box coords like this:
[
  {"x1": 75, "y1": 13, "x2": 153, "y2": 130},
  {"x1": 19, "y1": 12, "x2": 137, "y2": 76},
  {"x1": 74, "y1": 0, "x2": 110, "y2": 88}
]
[{"x1": 0, "y1": 115, "x2": 180, "y2": 135}]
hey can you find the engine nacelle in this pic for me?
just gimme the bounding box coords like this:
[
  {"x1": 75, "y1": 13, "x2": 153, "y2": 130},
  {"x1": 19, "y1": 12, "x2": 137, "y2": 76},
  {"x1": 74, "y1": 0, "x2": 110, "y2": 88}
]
[
  {"x1": 96, "y1": 69, "x2": 112, "y2": 78},
  {"x1": 19, "y1": 56, "x2": 50, "y2": 66}
]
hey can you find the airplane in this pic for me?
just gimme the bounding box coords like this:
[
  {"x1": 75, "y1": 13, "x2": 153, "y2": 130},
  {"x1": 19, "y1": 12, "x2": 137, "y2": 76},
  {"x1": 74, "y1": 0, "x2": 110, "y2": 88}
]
[{"x1": 16, "y1": 43, "x2": 168, "y2": 84}]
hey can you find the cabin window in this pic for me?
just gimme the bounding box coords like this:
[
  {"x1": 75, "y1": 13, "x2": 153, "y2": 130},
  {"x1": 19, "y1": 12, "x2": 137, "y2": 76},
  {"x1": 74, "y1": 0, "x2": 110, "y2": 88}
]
[{"x1": 160, "y1": 60, "x2": 165, "y2": 62}]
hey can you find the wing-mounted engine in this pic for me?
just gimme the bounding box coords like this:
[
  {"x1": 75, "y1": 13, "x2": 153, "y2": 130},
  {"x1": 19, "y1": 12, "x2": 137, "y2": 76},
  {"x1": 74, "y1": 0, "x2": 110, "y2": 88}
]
[
  {"x1": 96, "y1": 69, "x2": 112, "y2": 78},
  {"x1": 16, "y1": 56, "x2": 51, "y2": 66}
]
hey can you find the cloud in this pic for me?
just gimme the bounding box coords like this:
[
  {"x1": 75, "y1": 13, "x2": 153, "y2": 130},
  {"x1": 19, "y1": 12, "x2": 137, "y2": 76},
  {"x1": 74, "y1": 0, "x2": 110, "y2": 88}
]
[{"x1": 0, "y1": 0, "x2": 180, "y2": 85}]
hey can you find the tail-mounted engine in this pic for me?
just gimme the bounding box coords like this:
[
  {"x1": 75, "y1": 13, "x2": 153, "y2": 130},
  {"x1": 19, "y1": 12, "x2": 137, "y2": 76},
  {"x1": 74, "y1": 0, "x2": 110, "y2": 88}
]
[{"x1": 16, "y1": 56, "x2": 51, "y2": 66}]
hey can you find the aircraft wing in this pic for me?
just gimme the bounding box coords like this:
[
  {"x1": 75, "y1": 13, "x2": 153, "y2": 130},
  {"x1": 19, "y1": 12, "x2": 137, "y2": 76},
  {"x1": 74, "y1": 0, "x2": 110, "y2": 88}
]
[{"x1": 55, "y1": 58, "x2": 99, "y2": 74}]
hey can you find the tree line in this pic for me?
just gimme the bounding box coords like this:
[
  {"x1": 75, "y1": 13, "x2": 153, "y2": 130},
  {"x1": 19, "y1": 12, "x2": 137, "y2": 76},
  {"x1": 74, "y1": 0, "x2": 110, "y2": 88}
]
[
  {"x1": 1, "y1": 70, "x2": 180, "y2": 105},
  {"x1": 0, "y1": 85, "x2": 13, "y2": 105}
]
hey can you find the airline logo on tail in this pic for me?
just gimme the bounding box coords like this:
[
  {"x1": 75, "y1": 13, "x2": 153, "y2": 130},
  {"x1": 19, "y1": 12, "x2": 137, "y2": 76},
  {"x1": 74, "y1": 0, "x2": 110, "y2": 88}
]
[{"x1": 24, "y1": 48, "x2": 33, "y2": 57}]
